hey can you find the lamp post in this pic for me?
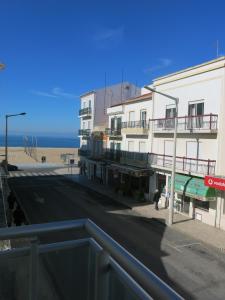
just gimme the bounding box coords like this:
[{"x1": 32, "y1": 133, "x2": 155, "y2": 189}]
[
  {"x1": 5, "y1": 113, "x2": 26, "y2": 167},
  {"x1": 0, "y1": 63, "x2": 5, "y2": 70},
  {"x1": 144, "y1": 86, "x2": 179, "y2": 226}
]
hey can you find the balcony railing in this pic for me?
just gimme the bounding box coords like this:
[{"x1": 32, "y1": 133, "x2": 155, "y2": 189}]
[
  {"x1": 79, "y1": 107, "x2": 92, "y2": 116},
  {"x1": 122, "y1": 120, "x2": 149, "y2": 129},
  {"x1": 0, "y1": 219, "x2": 181, "y2": 300},
  {"x1": 104, "y1": 149, "x2": 149, "y2": 167},
  {"x1": 78, "y1": 129, "x2": 91, "y2": 136},
  {"x1": 105, "y1": 128, "x2": 121, "y2": 136},
  {"x1": 78, "y1": 149, "x2": 91, "y2": 157},
  {"x1": 149, "y1": 153, "x2": 216, "y2": 175},
  {"x1": 153, "y1": 114, "x2": 218, "y2": 132}
]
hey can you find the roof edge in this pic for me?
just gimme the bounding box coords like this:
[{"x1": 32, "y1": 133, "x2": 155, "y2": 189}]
[{"x1": 153, "y1": 56, "x2": 225, "y2": 83}]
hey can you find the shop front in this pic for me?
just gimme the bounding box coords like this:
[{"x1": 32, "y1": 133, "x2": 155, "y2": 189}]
[
  {"x1": 106, "y1": 164, "x2": 151, "y2": 201},
  {"x1": 168, "y1": 174, "x2": 217, "y2": 225}
]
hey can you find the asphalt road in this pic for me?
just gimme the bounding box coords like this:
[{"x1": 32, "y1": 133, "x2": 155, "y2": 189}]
[{"x1": 9, "y1": 169, "x2": 225, "y2": 300}]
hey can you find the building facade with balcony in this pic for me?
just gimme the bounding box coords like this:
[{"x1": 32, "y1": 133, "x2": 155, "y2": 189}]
[
  {"x1": 78, "y1": 82, "x2": 141, "y2": 182},
  {"x1": 105, "y1": 93, "x2": 153, "y2": 201},
  {"x1": 148, "y1": 57, "x2": 225, "y2": 229}
]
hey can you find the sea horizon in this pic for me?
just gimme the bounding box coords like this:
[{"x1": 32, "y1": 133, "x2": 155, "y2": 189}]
[{"x1": 0, "y1": 134, "x2": 80, "y2": 148}]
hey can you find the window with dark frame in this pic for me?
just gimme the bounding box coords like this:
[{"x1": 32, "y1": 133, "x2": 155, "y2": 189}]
[{"x1": 188, "y1": 102, "x2": 204, "y2": 129}]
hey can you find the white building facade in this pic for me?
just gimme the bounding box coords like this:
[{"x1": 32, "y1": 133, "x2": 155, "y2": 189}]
[
  {"x1": 78, "y1": 57, "x2": 225, "y2": 231},
  {"x1": 105, "y1": 93, "x2": 153, "y2": 201},
  {"x1": 148, "y1": 57, "x2": 225, "y2": 229},
  {"x1": 78, "y1": 82, "x2": 141, "y2": 182}
]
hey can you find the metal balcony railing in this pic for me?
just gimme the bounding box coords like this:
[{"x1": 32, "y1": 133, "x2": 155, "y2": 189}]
[
  {"x1": 105, "y1": 128, "x2": 121, "y2": 136},
  {"x1": 0, "y1": 219, "x2": 181, "y2": 300},
  {"x1": 122, "y1": 120, "x2": 149, "y2": 129},
  {"x1": 78, "y1": 129, "x2": 91, "y2": 136},
  {"x1": 153, "y1": 114, "x2": 218, "y2": 132},
  {"x1": 78, "y1": 149, "x2": 91, "y2": 157},
  {"x1": 104, "y1": 149, "x2": 149, "y2": 166},
  {"x1": 79, "y1": 107, "x2": 92, "y2": 116},
  {"x1": 149, "y1": 153, "x2": 216, "y2": 175}
]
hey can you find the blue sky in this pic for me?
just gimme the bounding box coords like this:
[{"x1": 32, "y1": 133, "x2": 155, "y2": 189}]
[{"x1": 1, "y1": 0, "x2": 225, "y2": 137}]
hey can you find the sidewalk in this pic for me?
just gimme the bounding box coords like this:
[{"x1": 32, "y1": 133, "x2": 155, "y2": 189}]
[{"x1": 65, "y1": 171, "x2": 225, "y2": 251}]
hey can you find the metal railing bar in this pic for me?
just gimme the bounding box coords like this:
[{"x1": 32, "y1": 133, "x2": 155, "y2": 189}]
[
  {"x1": 0, "y1": 219, "x2": 86, "y2": 240},
  {"x1": 89, "y1": 237, "x2": 103, "y2": 252},
  {"x1": 85, "y1": 219, "x2": 182, "y2": 300},
  {"x1": 0, "y1": 238, "x2": 91, "y2": 258},
  {"x1": 0, "y1": 246, "x2": 30, "y2": 257},
  {"x1": 109, "y1": 257, "x2": 153, "y2": 300},
  {"x1": 151, "y1": 113, "x2": 218, "y2": 121},
  {"x1": 94, "y1": 249, "x2": 110, "y2": 300},
  {"x1": 39, "y1": 238, "x2": 90, "y2": 254},
  {"x1": 29, "y1": 238, "x2": 39, "y2": 300},
  {"x1": 0, "y1": 219, "x2": 182, "y2": 299}
]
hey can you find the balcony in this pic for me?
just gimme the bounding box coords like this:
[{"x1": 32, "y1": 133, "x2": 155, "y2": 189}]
[
  {"x1": 78, "y1": 107, "x2": 92, "y2": 118},
  {"x1": 105, "y1": 128, "x2": 122, "y2": 140},
  {"x1": 153, "y1": 114, "x2": 218, "y2": 133},
  {"x1": 105, "y1": 150, "x2": 149, "y2": 168},
  {"x1": 78, "y1": 129, "x2": 91, "y2": 137},
  {"x1": 78, "y1": 148, "x2": 91, "y2": 157},
  {"x1": 0, "y1": 219, "x2": 180, "y2": 300},
  {"x1": 122, "y1": 121, "x2": 149, "y2": 135},
  {"x1": 149, "y1": 153, "x2": 216, "y2": 175}
]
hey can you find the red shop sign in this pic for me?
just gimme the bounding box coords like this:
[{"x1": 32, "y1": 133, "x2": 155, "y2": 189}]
[{"x1": 204, "y1": 176, "x2": 225, "y2": 191}]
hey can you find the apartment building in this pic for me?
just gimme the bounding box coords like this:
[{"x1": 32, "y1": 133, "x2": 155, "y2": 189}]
[
  {"x1": 148, "y1": 56, "x2": 225, "y2": 229},
  {"x1": 78, "y1": 57, "x2": 225, "y2": 231},
  {"x1": 78, "y1": 82, "x2": 141, "y2": 181},
  {"x1": 105, "y1": 93, "x2": 153, "y2": 200}
]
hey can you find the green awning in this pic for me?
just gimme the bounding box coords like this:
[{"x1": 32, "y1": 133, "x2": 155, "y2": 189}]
[{"x1": 169, "y1": 174, "x2": 216, "y2": 201}]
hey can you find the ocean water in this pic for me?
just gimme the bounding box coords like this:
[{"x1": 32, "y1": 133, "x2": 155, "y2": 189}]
[{"x1": 0, "y1": 135, "x2": 80, "y2": 148}]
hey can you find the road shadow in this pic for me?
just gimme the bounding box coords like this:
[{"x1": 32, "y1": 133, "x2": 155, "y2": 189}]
[{"x1": 8, "y1": 173, "x2": 195, "y2": 299}]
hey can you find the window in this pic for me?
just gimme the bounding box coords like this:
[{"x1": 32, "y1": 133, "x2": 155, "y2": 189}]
[
  {"x1": 110, "y1": 142, "x2": 114, "y2": 150},
  {"x1": 140, "y1": 110, "x2": 147, "y2": 128},
  {"x1": 128, "y1": 141, "x2": 134, "y2": 152},
  {"x1": 194, "y1": 199, "x2": 209, "y2": 211},
  {"x1": 129, "y1": 111, "x2": 135, "y2": 127},
  {"x1": 165, "y1": 107, "x2": 176, "y2": 129},
  {"x1": 83, "y1": 122, "x2": 85, "y2": 129},
  {"x1": 139, "y1": 142, "x2": 146, "y2": 153},
  {"x1": 164, "y1": 140, "x2": 173, "y2": 156},
  {"x1": 188, "y1": 102, "x2": 204, "y2": 129},
  {"x1": 83, "y1": 102, "x2": 86, "y2": 108},
  {"x1": 111, "y1": 118, "x2": 115, "y2": 130},
  {"x1": 88, "y1": 121, "x2": 91, "y2": 129},
  {"x1": 89, "y1": 100, "x2": 91, "y2": 108},
  {"x1": 186, "y1": 141, "x2": 197, "y2": 158},
  {"x1": 116, "y1": 143, "x2": 121, "y2": 150},
  {"x1": 116, "y1": 117, "x2": 122, "y2": 134},
  {"x1": 116, "y1": 117, "x2": 122, "y2": 129}
]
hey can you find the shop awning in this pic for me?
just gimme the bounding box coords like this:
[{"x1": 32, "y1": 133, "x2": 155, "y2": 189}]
[
  {"x1": 108, "y1": 163, "x2": 151, "y2": 177},
  {"x1": 169, "y1": 174, "x2": 216, "y2": 201}
]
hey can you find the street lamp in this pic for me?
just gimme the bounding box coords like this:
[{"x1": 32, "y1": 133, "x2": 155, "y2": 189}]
[
  {"x1": 0, "y1": 63, "x2": 5, "y2": 70},
  {"x1": 5, "y1": 112, "x2": 27, "y2": 167},
  {"x1": 144, "y1": 86, "x2": 179, "y2": 226}
]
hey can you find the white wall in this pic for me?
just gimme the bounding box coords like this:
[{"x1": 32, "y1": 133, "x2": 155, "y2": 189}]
[
  {"x1": 153, "y1": 70, "x2": 222, "y2": 119},
  {"x1": 106, "y1": 98, "x2": 153, "y2": 152},
  {"x1": 123, "y1": 100, "x2": 152, "y2": 123},
  {"x1": 151, "y1": 60, "x2": 225, "y2": 176}
]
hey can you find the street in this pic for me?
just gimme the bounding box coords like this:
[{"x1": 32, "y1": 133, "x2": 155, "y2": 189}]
[{"x1": 9, "y1": 168, "x2": 225, "y2": 300}]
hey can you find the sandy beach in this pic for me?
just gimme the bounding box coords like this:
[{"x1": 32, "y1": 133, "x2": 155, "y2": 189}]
[{"x1": 0, "y1": 147, "x2": 78, "y2": 165}]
